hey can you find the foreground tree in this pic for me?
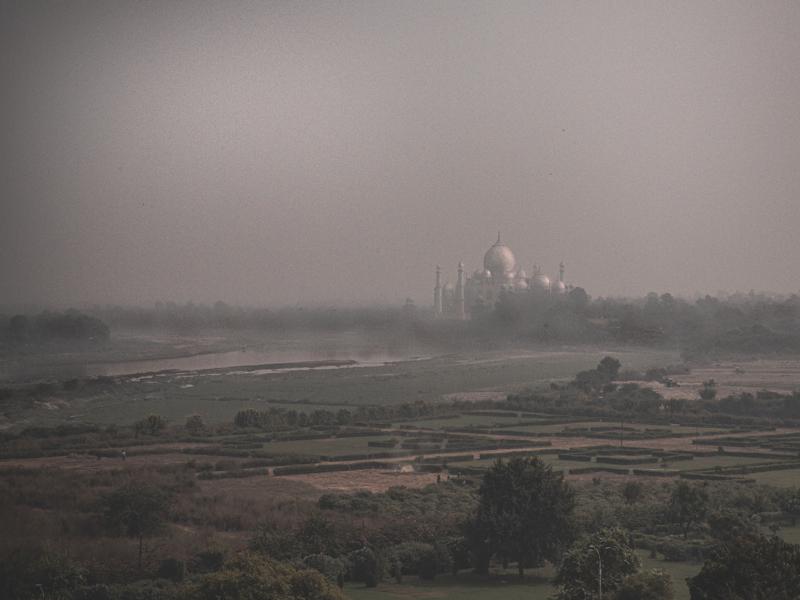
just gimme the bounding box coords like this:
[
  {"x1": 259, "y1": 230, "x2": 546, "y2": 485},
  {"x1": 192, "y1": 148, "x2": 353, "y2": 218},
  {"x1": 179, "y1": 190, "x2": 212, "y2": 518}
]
[
  {"x1": 688, "y1": 535, "x2": 800, "y2": 600},
  {"x1": 668, "y1": 481, "x2": 708, "y2": 538},
  {"x1": 470, "y1": 457, "x2": 575, "y2": 578},
  {"x1": 103, "y1": 483, "x2": 171, "y2": 571},
  {"x1": 555, "y1": 527, "x2": 640, "y2": 600}
]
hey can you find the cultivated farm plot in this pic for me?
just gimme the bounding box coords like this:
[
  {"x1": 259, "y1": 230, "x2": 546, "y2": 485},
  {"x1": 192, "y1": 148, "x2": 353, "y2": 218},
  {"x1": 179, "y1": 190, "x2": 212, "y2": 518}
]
[
  {"x1": 674, "y1": 454, "x2": 791, "y2": 472},
  {"x1": 445, "y1": 447, "x2": 798, "y2": 482}
]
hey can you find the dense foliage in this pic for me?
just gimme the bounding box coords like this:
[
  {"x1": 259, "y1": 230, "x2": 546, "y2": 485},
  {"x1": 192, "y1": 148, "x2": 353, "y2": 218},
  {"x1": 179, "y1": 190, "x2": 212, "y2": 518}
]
[
  {"x1": 469, "y1": 457, "x2": 575, "y2": 577},
  {"x1": 688, "y1": 534, "x2": 800, "y2": 600}
]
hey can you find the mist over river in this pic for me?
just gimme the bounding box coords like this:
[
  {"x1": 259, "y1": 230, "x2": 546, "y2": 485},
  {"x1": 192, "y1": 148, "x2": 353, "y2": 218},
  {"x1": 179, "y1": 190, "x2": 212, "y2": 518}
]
[{"x1": 0, "y1": 330, "x2": 429, "y2": 382}]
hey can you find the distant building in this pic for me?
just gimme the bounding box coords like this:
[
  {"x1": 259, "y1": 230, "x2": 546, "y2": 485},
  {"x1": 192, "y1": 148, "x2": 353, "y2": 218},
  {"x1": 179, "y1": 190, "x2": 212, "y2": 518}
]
[{"x1": 433, "y1": 233, "x2": 571, "y2": 319}]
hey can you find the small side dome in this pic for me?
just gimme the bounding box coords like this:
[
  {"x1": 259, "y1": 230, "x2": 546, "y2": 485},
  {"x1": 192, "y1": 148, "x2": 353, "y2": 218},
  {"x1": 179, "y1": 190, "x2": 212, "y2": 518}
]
[
  {"x1": 552, "y1": 280, "x2": 567, "y2": 294},
  {"x1": 532, "y1": 274, "x2": 551, "y2": 291}
]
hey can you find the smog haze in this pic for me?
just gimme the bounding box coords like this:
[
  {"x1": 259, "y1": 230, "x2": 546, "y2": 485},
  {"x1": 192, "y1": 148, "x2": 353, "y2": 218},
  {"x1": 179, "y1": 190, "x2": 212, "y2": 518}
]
[{"x1": 2, "y1": 1, "x2": 800, "y2": 308}]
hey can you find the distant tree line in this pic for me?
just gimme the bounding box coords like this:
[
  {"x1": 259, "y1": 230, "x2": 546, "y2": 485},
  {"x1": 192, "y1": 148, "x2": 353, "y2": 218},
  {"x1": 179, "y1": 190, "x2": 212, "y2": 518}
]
[
  {"x1": 233, "y1": 400, "x2": 448, "y2": 432},
  {"x1": 78, "y1": 290, "x2": 800, "y2": 357},
  {"x1": 491, "y1": 288, "x2": 800, "y2": 356},
  {"x1": 0, "y1": 310, "x2": 110, "y2": 344}
]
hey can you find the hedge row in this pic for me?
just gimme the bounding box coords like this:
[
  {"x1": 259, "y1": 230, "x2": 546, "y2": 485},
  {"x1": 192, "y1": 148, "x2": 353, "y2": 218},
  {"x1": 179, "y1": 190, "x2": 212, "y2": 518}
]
[
  {"x1": 680, "y1": 472, "x2": 743, "y2": 481},
  {"x1": 558, "y1": 453, "x2": 592, "y2": 462}
]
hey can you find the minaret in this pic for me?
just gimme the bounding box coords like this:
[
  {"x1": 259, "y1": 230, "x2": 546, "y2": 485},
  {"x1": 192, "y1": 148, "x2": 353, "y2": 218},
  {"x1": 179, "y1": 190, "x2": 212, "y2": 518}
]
[
  {"x1": 434, "y1": 266, "x2": 443, "y2": 316},
  {"x1": 455, "y1": 261, "x2": 466, "y2": 320},
  {"x1": 559, "y1": 261, "x2": 565, "y2": 284}
]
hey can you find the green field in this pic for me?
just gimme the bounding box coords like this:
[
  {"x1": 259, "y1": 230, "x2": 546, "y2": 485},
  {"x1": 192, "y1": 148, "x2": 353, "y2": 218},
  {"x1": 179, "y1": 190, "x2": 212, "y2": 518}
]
[
  {"x1": 5, "y1": 347, "x2": 679, "y2": 429},
  {"x1": 777, "y1": 524, "x2": 800, "y2": 545},
  {"x1": 345, "y1": 570, "x2": 557, "y2": 600},
  {"x1": 639, "y1": 551, "x2": 700, "y2": 600}
]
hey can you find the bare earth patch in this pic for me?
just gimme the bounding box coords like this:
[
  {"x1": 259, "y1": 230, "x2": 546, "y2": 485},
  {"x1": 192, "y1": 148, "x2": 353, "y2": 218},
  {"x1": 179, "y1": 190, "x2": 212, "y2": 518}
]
[{"x1": 626, "y1": 358, "x2": 800, "y2": 401}]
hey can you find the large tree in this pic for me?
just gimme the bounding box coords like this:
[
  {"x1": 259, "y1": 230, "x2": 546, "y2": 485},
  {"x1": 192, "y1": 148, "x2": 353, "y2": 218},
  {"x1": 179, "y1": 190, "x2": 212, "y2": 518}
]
[
  {"x1": 469, "y1": 457, "x2": 575, "y2": 578},
  {"x1": 103, "y1": 483, "x2": 171, "y2": 571},
  {"x1": 688, "y1": 535, "x2": 800, "y2": 600},
  {"x1": 668, "y1": 481, "x2": 709, "y2": 538}
]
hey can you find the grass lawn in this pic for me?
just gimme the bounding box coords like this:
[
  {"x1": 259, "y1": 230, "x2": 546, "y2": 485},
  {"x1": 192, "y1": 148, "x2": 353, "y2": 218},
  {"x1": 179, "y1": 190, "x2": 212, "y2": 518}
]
[
  {"x1": 345, "y1": 554, "x2": 701, "y2": 600},
  {"x1": 345, "y1": 571, "x2": 556, "y2": 600},
  {"x1": 776, "y1": 524, "x2": 800, "y2": 545}
]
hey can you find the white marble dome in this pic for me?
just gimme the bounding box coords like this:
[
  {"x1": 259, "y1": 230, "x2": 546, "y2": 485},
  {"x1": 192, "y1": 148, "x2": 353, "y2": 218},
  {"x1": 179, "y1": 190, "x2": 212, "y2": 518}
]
[{"x1": 483, "y1": 236, "x2": 516, "y2": 277}]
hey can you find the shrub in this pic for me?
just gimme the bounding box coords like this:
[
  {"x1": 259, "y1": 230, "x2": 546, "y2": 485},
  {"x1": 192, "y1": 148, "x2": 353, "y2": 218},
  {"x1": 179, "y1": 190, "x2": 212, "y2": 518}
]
[{"x1": 156, "y1": 558, "x2": 185, "y2": 582}]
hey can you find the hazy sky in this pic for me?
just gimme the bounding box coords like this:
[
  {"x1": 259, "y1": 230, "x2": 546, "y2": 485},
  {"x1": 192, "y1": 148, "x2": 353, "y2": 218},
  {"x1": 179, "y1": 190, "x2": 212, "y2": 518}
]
[{"x1": 2, "y1": 1, "x2": 799, "y2": 308}]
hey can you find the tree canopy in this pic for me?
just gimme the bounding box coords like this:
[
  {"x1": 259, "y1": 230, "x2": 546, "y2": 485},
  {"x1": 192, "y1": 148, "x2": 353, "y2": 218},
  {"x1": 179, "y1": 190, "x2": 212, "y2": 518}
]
[
  {"x1": 688, "y1": 535, "x2": 800, "y2": 600},
  {"x1": 469, "y1": 457, "x2": 575, "y2": 577},
  {"x1": 103, "y1": 483, "x2": 172, "y2": 571}
]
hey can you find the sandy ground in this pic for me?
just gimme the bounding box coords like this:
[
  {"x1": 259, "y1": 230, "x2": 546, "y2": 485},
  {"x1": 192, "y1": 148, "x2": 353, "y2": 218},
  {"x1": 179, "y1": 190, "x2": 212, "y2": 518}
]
[{"x1": 628, "y1": 358, "x2": 800, "y2": 401}]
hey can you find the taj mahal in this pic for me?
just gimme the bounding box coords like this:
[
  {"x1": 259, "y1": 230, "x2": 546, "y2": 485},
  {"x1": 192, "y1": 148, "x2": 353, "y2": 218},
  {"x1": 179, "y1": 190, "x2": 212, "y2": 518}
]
[{"x1": 433, "y1": 233, "x2": 571, "y2": 319}]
